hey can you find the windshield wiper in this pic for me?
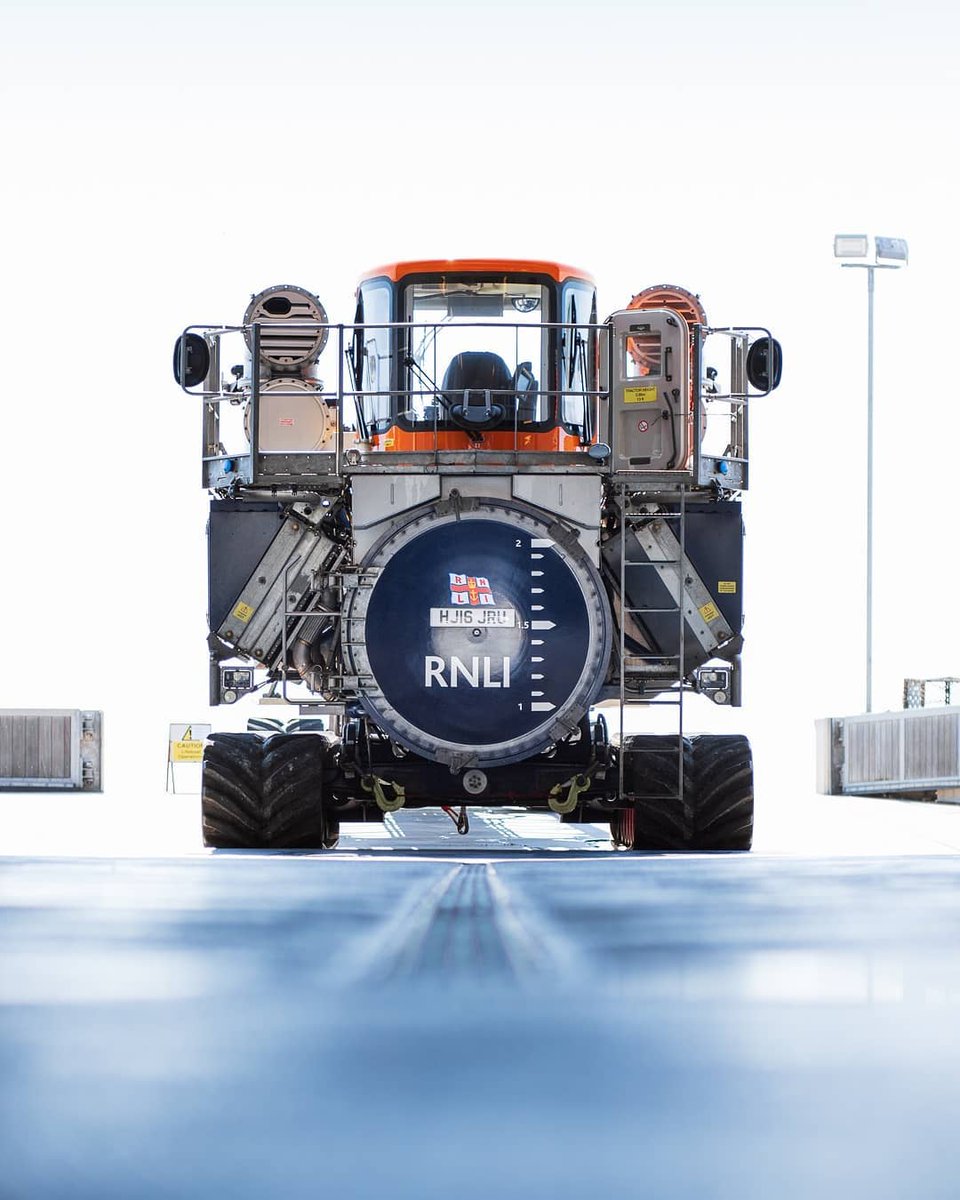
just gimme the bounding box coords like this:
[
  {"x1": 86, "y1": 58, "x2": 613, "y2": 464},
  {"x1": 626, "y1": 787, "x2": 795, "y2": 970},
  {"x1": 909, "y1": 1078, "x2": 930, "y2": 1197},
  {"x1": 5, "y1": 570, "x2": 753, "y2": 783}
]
[{"x1": 403, "y1": 354, "x2": 450, "y2": 414}]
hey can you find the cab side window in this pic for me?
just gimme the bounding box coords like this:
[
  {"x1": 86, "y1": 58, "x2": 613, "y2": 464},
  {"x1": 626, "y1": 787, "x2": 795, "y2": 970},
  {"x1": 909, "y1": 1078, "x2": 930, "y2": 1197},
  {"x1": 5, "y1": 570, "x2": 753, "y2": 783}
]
[
  {"x1": 358, "y1": 280, "x2": 393, "y2": 433},
  {"x1": 561, "y1": 283, "x2": 597, "y2": 434}
]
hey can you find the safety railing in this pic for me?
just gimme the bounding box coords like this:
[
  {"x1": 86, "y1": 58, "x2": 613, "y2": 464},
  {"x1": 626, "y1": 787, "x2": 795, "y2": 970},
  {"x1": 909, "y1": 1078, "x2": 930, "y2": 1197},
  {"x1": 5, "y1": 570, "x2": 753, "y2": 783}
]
[{"x1": 177, "y1": 318, "x2": 768, "y2": 490}]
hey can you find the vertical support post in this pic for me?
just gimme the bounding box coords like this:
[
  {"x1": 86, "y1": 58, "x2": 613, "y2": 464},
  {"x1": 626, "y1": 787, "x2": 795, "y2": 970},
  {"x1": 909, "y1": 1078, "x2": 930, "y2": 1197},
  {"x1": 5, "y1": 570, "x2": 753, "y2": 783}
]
[
  {"x1": 336, "y1": 323, "x2": 344, "y2": 478},
  {"x1": 839, "y1": 245, "x2": 907, "y2": 713},
  {"x1": 678, "y1": 485, "x2": 686, "y2": 802},
  {"x1": 250, "y1": 322, "x2": 260, "y2": 485},
  {"x1": 618, "y1": 481, "x2": 626, "y2": 802},
  {"x1": 692, "y1": 324, "x2": 703, "y2": 485},
  {"x1": 865, "y1": 266, "x2": 875, "y2": 713}
]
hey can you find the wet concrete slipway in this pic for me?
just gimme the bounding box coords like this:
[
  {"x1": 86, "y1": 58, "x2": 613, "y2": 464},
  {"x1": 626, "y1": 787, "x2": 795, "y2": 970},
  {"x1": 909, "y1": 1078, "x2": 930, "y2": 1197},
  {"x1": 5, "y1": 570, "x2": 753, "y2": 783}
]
[{"x1": 3, "y1": 790, "x2": 960, "y2": 1200}]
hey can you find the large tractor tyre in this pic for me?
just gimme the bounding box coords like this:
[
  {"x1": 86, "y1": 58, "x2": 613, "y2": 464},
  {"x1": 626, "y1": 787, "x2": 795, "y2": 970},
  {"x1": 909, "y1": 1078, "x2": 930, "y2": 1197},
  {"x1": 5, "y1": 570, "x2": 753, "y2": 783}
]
[
  {"x1": 201, "y1": 732, "x2": 337, "y2": 850},
  {"x1": 615, "y1": 733, "x2": 753, "y2": 851},
  {"x1": 689, "y1": 734, "x2": 754, "y2": 851},
  {"x1": 261, "y1": 734, "x2": 337, "y2": 850},
  {"x1": 618, "y1": 734, "x2": 695, "y2": 851},
  {"x1": 201, "y1": 733, "x2": 266, "y2": 848}
]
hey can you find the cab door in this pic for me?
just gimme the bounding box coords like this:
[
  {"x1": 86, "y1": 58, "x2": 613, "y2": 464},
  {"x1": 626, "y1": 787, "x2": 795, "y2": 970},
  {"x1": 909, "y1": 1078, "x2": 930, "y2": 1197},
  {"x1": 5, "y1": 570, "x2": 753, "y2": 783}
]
[{"x1": 605, "y1": 309, "x2": 690, "y2": 472}]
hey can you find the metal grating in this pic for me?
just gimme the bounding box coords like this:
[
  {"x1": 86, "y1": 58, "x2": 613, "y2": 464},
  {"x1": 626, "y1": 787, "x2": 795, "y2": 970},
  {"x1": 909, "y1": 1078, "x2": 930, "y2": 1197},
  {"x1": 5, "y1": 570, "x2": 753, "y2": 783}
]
[
  {"x1": 845, "y1": 718, "x2": 901, "y2": 787},
  {"x1": 904, "y1": 713, "x2": 959, "y2": 780},
  {"x1": 837, "y1": 708, "x2": 960, "y2": 796},
  {"x1": 903, "y1": 677, "x2": 960, "y2": 709},
  {"x1": 0, "y1": 709, "x2": 102, "y2": 790}
]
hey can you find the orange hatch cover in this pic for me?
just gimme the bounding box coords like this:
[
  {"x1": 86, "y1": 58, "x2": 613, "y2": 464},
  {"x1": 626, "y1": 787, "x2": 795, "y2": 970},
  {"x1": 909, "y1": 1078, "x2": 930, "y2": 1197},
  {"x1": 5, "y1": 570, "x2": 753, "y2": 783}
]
[{"x1": 359, "y1": 259, "x2": 595, "y2": 285}]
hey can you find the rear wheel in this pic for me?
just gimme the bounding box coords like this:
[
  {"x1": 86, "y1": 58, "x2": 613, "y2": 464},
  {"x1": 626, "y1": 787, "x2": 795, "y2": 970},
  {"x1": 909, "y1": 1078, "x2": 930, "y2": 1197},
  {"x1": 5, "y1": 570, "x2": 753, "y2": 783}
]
[
  {"x1": 618, "y1": 734, "x2": 695, "y2": 850},
  {"x1": 616, "y1": 733, "x2": 752, "y2": 851},
  {"x1": 201, "y1": 733, "x2": 265, "y2": 848},
  {"x1": 202, "y1": 732, "x2": 337, "y2": 849},
  {"x1": 689, "y1": 734, "x2": 753, "y2": 850}
]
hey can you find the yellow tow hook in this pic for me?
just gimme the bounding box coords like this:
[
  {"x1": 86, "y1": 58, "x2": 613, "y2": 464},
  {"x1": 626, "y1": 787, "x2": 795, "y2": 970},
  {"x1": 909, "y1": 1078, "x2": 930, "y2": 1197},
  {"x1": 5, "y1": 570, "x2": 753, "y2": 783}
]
[
  {"x1": 548, "y1": 773, "x2": 592, "y2": 816},
  {"x1": 361, "y1": 774, "x2": 406, "y2": 814}
]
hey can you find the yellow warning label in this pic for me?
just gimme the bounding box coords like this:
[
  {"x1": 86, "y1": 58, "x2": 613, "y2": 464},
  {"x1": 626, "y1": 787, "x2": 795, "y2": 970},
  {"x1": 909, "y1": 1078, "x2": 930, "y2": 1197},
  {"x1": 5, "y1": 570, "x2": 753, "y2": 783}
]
[
  {"x1": 172, "y1": 740, "x2": 204, "y2": 763},
  {"x1": 232, "y1": 601, "x2": 254, "y2": 624},
  {"x1": 623, "y1": 385, "x2": 658, "y2": 405},
  {"x1": 717, "y1": 581, "x2": 737, "y2": 594},
  {"x1": 699, "y1": 601, "x2": 720, "y2": 624}
]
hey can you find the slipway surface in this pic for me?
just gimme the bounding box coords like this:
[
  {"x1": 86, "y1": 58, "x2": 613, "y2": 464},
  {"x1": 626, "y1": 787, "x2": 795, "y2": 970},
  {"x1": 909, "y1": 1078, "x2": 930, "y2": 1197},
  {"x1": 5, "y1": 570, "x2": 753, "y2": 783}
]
[{"x1": 2, "y1": 797, "x2": 960, "y2": 1199}]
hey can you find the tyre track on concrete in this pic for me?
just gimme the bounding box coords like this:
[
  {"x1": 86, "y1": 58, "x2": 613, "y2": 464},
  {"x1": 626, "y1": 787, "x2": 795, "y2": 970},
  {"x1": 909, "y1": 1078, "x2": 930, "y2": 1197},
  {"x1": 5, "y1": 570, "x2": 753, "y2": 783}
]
[{"x1": 332, "y1": 861, "x2": 584, "y2": 987}]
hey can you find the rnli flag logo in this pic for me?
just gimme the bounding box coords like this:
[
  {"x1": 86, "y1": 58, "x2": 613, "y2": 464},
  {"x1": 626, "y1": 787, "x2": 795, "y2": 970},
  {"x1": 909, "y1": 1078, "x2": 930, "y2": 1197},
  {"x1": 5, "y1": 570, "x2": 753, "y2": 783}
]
[{"x1": 449, "y1": 574, "x2": 495, "y2": 606}]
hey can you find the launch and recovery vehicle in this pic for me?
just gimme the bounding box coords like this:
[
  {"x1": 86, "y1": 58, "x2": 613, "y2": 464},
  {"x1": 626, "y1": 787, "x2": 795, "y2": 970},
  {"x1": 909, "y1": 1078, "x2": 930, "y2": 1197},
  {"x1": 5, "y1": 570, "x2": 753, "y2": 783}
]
[{"x1": 174, "y1": 260, "x2": 781, "y2": 850}]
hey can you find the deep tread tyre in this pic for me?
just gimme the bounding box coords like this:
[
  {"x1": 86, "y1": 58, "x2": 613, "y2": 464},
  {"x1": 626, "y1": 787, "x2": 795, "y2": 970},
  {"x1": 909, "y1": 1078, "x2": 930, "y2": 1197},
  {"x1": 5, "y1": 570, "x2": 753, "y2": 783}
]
[
  {"x1": 261, "y1": 734, "x2": 332, "y2": 849},
  {"x1": 617, "y1": 733, "x2": 753, "y2": 851},
  {"x1": 620, "y1": 734, "x2": 695, "y2": 851},
  {"x1": 201, "y1": 732, "x2": 339, "y2": 850},
  {"x1": 202, "y1": 733, "x2": 265, "y2": 848},
  {"x1": 690, "y1": 734, "x2": 754, "y2": 850}
]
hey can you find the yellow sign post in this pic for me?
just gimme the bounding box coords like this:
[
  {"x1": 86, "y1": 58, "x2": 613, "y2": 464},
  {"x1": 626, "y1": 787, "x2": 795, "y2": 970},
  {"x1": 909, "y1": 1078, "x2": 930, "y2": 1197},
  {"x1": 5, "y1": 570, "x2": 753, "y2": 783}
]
[{"x1": 166, "y1": 723, "x2": 212, "y2": 793}]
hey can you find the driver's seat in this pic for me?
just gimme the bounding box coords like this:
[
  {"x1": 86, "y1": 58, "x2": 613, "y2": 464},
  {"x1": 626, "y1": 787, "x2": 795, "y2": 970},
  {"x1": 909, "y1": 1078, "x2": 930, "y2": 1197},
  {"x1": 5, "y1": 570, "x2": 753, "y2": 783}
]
[{"x1": 442, "y1": 351, "x2": 513, "y2": 428}]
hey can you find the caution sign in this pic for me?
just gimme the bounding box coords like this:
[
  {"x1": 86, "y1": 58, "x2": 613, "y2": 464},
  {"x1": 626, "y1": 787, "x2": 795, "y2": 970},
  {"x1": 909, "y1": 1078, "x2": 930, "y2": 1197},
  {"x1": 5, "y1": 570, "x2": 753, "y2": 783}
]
[
  {"x1": 166, "y1": 724, "x2": 212, "y2": 792},
  {"x1": 232, "y1": 601, "x2": 254, "y2": 624},
  {"x1": 172, "y1": 739, "x2": 204, "y2": 763},
  {"x1": 623, "y1": 385, "x2": 658, "y2": 405},
  {"x1": 698, "y1": 601, "x2": 721, "y2": 624},
  {"x1": 717, "y1": 581, "x2": 737, "y2": 594}
]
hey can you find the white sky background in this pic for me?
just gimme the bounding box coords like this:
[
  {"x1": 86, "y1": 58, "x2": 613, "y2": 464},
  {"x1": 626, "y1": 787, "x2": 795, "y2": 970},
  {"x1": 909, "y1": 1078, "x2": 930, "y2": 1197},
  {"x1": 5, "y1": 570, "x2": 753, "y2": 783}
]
[{"x1": 1, "y1": 0, "x2": 958, "y2": 799}]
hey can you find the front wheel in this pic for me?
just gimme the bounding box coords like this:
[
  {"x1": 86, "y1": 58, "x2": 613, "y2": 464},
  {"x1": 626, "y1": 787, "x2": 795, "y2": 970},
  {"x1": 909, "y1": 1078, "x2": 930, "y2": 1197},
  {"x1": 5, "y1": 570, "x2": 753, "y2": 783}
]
[
  {"x1": 201, "y1": 732, "x2": 338, "y2": 849},
  {"x1": 615, "y1": 733, "x2": 752, "y2": 851}
]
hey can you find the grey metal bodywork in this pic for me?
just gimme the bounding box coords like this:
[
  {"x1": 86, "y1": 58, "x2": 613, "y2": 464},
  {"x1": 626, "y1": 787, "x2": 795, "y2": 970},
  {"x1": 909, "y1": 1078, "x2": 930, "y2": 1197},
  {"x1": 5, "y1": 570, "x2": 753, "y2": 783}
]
[{"x1": 191, "y1": 309, "x2": 767, "y2": 731}]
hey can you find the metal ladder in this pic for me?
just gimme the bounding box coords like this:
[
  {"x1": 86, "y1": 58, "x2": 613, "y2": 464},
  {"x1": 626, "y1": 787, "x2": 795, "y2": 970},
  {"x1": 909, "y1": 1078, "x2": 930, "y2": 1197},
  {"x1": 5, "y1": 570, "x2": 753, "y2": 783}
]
[{"x1": 616, "y1": 481, "x2": 689, "y2": 809}]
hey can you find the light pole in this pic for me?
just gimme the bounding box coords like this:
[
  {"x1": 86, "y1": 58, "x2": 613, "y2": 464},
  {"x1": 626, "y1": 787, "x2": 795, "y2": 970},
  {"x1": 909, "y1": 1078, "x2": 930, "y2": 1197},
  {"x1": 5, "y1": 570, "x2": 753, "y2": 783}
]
[{"x1": 834, "y1": 234, "x2": 908, "y2": 713}]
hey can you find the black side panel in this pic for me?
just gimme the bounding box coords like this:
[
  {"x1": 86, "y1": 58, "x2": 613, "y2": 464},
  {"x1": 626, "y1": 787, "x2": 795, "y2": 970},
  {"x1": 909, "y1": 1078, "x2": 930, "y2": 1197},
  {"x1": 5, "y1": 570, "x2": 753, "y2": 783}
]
[
  {"x1": 208, "y1": 500, "x2": 284, "y2": 631},
  {"x1": 682, "y1": 503, "x2": 744, "y2": 633},
  {"x1": 606, "y1": 502, "x2": 744, "y2": 659}
]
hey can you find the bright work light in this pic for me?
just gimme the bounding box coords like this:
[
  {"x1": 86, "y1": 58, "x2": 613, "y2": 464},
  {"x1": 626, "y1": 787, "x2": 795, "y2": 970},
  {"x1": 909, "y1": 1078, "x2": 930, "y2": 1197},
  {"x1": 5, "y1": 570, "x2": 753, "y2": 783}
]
[{"x1": 834, "y1": 234, "x2": 869, "y2": 258}]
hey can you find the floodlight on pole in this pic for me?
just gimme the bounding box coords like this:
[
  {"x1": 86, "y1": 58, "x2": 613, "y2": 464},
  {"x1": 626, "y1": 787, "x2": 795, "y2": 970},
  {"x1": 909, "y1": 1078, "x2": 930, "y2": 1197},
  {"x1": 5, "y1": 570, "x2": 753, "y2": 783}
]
[
  {"x1": 834, "y1": 234, "x2": 869, "y2": 258},
  {"x1": 875, "y1": 237, "x2": 909, "y2": 264},
  {"x1": 834, "y1": 233, "x2": 908, "y2": 713}
]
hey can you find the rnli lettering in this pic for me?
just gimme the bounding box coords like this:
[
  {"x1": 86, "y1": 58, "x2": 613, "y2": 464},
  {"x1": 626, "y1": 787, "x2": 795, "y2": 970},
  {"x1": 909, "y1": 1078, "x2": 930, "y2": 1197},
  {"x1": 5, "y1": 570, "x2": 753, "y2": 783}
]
[{"x1": 424, "y1": 655, "x2": 512, "y2": 688}]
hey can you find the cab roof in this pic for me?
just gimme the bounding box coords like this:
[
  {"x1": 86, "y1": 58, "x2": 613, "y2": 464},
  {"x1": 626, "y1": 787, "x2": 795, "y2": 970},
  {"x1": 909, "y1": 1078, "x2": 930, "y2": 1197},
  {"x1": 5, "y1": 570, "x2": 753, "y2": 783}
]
[{"x1": 359, "y1": 259, "x2": 595, "y2": 285}]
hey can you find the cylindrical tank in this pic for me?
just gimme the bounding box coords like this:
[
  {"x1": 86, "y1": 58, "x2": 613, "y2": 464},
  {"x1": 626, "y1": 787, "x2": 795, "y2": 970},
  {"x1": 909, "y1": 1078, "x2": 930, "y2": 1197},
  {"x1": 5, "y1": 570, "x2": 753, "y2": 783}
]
[
  {"x1": 243, "y1": 378, "x2": 336, "y2": 453},
  {"x1": 343, "y1": 499, "x2": 611, "y2": 768}
]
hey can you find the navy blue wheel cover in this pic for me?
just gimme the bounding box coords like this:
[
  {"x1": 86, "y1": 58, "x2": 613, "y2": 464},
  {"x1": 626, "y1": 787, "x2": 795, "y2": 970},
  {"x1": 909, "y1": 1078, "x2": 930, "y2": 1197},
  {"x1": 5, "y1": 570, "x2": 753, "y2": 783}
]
[{"x1": 350, "y1": 503, "x2": 611, "y2": 765}]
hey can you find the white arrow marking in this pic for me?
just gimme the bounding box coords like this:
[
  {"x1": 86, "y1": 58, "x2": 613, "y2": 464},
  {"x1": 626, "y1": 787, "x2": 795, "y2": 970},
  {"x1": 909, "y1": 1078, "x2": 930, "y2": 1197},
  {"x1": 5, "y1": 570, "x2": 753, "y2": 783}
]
[
  {"x1": 531, "y1": 673, "x2": 544, "y2": 680},
  {"x1": 531, "y1": 701, "x2": 555, "y2": 712},
  {"x1": 531, "y1": 570, "x2": 544, "y2": 577},
  {"x1": 532, "y1": 691, "x2": 544, "y2": 697},
  {"x1": 532, "y1": 639, "x2": 545, "y2": 646},
  {"x1": 531, "y1": 619, "x2": 554, "y2": 629},
  {"x1": 530, "y1": 553, "x2": 544, "y2": 560},
  {"x1": 532, "y1": 656, "x2": 544, "y2": 663},
  {"x1": 531, "y1": 588, "x2": 544, "y2": 595},
  {"x1": 531, "y1": 539, "x2": 553, "y2": 548}
]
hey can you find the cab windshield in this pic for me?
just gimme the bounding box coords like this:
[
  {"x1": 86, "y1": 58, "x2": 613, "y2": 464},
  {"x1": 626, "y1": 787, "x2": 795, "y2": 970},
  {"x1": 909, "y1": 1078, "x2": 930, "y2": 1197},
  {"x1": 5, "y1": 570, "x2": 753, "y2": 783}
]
[{"x1": 400, "y1": 278, "x2": 550, "y2": 426}]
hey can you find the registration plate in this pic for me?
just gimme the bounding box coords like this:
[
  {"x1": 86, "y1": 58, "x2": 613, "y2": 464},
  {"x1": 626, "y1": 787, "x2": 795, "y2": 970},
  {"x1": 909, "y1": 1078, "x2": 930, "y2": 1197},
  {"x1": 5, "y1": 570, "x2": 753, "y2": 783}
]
[{"x1": 429, "y1": 607, "x2": 516, "y2": 628}]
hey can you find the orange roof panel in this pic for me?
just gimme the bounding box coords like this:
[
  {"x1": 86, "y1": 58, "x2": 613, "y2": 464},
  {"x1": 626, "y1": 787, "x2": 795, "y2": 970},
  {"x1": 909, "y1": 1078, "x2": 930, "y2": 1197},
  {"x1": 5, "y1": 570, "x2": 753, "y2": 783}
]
[{"x1": 359, "y1": 259, "x2": 595, "y2": 285}]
